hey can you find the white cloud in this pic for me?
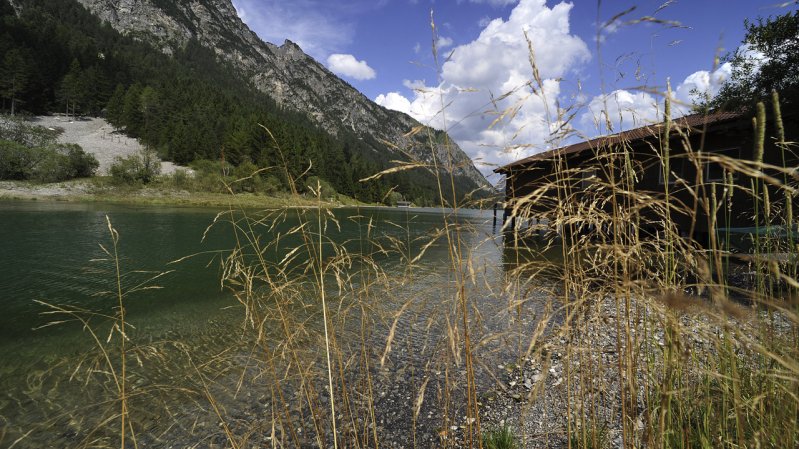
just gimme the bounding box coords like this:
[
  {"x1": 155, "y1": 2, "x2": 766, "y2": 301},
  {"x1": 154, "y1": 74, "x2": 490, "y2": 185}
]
[
  {"x1": 578, "y1": 40, "x2": 772, "y2": 136},
  {"x1": 673, "y1": 63, "x2": 732, "y2": 114},
  {"x1": 437, "y1": 36, "x2": 454, "y2": 49},
  {"x1": 375, "y1": 92, "x2": 412, "y2": 114},
  {"x1": 327, "y1": 54, "x2": 377, "y2": 80},
  {"x1": 375, "y1": 0, "x2": 590, "y2": 176},
  {"x1": 579, "y1": 61, "x2": 735, "y2": 135},
  {"x1": 672, "y1": 44, "x2": 765, "y2": 114},
  {"x1": 580, "y1": 90, "x2": 660, "y2": 134}
]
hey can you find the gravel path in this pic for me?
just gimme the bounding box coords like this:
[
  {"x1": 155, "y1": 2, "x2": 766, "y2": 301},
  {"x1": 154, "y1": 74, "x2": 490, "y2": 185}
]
[{"x1": 29, "y1": 116, "x2": 181, "y2": 175}]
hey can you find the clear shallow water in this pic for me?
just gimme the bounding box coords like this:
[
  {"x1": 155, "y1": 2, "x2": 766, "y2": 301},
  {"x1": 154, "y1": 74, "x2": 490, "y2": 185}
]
[{"x1": 0, "y1": 201, "x2": 529, "y2": 447}]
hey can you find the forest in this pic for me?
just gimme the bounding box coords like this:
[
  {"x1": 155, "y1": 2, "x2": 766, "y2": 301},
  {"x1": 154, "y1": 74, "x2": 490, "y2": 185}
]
[{"x1": 0, "y1": 0, "x2": 481, "y2": 206}]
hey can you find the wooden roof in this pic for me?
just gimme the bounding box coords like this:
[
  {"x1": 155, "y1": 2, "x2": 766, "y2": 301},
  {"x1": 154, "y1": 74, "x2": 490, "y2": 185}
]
[{"x1": 495, "y1": 111, "x2": 743, "y2": 174}]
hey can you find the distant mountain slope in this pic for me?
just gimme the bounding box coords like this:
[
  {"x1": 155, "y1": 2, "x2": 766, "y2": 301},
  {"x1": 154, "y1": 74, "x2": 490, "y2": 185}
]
[
  {"x1": 1, "y1": 0, "x2": 490, "y2": 204},
  {"x1": 74, "y1": 0, "x2": 489, "y2": 192}
]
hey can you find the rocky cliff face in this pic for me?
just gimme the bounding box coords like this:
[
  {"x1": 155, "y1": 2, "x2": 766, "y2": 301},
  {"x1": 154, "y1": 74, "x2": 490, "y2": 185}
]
[{"x1": 75, "y1": 0, "x2": 489, "y2": 190}]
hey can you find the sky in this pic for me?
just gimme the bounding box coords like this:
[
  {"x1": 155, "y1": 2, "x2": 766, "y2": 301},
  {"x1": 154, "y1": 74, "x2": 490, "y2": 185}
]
[{"x1": 231, "y1": 0, "x2": 798, "y2": 183}]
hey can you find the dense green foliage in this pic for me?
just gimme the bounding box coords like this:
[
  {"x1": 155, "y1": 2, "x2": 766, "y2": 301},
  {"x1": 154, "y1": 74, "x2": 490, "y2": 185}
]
[
  {"x1": 0, "y1": 116, "x2": 98, "y2": 182},
  {"x1": 109, "y1": 149, "x2": 161, "y2": 185},
  {"x1": 712, "y1": 11, "x2": 799, "y2": 110},
  {"x1": 0, "y1": 0, "x2": 482, "y2": 205}
]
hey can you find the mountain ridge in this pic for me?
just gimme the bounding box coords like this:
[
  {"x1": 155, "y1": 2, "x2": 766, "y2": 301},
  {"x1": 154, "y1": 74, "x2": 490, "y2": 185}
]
[{"x1": 74, "y1": 0, "x2": 490, "y2": 191}]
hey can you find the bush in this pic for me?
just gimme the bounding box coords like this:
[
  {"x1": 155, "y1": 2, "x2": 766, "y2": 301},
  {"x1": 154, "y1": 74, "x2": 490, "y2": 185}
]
[
  {"x1": 30, "y1": 149, "x2": 72, "y2": 183},
  {"x1": 110, "y1": 148, "x2": 161, "y2": 184},
  {"x1": 0, "y1": 139, "x2": 35, "y2": 180},
  {"x1": 189, "y1": 159, "x2": 288, "y2": 194},
  {"x1": 0, "y1": 140, "x2": 97, "y2": 182},
  {"x1": 304, "y1": 175, "x2": 337, "y2": 200},
  {"x1": 30, "y1": 145, "x2": 99, "y2": 183},
  {"x1": 261, "y1": 175, "x2": 284, "y2": 195},
  {"x1": 170, "y1": 168, "x2": 191, "y2": 189},
  {"x1": 62, "y1": 144, "x2": 99, "y2": 178},
  {"x1": 231, "y1": 160, "x2": 263, "y2": 193},
  {"x1": 189, "y1": 159, "x2": 227, "y2": 192},
  {"x1": 385, "y1": 190, "x2": 403, "y2": 206}
]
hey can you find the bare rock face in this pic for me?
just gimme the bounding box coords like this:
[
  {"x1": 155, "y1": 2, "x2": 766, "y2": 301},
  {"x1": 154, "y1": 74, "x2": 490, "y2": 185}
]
[{"x1": 75, "y1": 0, "x2": 490, "y2": 190}]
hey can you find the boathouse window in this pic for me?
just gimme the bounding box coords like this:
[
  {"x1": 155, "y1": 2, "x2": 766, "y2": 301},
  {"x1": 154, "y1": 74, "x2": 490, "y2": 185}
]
[
  {"x1": 658, "y1": 157, "x2": 685, "y2": 185},
  {"x1": 705, "y1": 147, "x2": 740, "y2": 182}
]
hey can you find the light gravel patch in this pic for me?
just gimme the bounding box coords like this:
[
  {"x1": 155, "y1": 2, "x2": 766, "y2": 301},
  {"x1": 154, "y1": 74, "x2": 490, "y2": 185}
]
[
  {"x1": 29, "y1": 116, "x2": 182, "y2": 175},
  {"x1": 0, "y1": 180, "x2": 92, "y2": 198}
]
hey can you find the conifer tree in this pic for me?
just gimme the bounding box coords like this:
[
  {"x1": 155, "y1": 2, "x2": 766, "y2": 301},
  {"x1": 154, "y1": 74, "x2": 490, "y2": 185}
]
[
  {"x1": 58, "y1": 59, "x2": 86, "y2": 117},
  {"x1": 0, "y1": 49, "x2": 32, "y2": 116}
]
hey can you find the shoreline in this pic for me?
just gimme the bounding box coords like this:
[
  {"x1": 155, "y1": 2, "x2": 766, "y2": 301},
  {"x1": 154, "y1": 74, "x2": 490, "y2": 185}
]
[
  {"x1": 0, "y1": 179, "x2": 369, "y2": 210},
  {"x1": 0, "y1": 180, "x2": 491, "y2": 212}
]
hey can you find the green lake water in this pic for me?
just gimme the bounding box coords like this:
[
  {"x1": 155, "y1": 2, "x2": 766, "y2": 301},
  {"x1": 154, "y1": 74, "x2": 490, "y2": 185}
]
[{"x1": 0, "y1": 200, "x2": 532, "y2": 447}]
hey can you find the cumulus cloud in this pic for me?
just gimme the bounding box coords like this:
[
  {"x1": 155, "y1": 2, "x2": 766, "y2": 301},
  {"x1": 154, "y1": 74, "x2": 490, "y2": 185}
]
[
  {"x1": 478, "y1": 16, "x2": 492, "y2": 28},
  {"x1": 580, "y1": 90, "x2": 660, "y2": 134},
  {"x1": 673, "y1": 63, "x2": 732, "y2": 113},
  {"x1": 375, "y1": 0, "x2": 590, "y2": 176},
  {"x1": 579, "y1": 62, "x2": 735, "y2": 135},
  {"x1": 375, "y1": 92, "x2": 412, "y2": 113},
  {"x1": 327, "y1": 54, "x2": 377, "y2": 80},
  {"x1": 437, "y1": 36, "x2": 454, "y2": 49}
]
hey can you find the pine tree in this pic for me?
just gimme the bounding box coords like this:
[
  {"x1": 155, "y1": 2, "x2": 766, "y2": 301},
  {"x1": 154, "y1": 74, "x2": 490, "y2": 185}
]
[
  {"x1": 58, "y1": 59, "x2": 85, "y2": 117},
  {"x1": 106, "y1": 84, "x2": 126, "y2": 125},
  {"x1": 0, "y1": 49, "x2": 32, "y2": 116},
  {"x1": 121, "y1": 83, "x2": 144, "y2": 134}
]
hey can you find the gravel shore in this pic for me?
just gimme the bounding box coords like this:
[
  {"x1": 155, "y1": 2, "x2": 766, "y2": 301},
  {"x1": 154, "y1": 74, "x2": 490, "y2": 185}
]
[
  {"x1": 28, "y1": 115, "x2": 182, "y2": 175},
  {"x1": 479, "y1": 294, "x2": 796, "y2": 448}
]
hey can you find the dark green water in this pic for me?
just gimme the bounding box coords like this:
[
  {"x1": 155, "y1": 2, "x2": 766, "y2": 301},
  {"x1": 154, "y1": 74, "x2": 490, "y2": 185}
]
[
  {"x1": 0, "y1": 200, "x2": 515, "y2": 447},
  {"x1": 0, "y1": 201, "x2": 494, "y2": 340}
]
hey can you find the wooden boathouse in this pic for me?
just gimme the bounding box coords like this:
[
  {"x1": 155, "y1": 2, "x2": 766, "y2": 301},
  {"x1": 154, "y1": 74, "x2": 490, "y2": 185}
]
[{"x1": 494, "y1": 109, "x2": 797, "y2": 244}]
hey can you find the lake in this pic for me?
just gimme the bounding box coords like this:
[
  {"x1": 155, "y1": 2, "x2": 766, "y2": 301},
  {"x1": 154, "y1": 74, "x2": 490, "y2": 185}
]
[{"x1": 0, "y1": 200, "x2": 542, "y2": 448}]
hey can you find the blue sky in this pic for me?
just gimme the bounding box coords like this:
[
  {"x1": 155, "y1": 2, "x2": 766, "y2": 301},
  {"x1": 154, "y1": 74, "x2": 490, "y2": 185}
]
[{"x1": 231, "y1": 0, "x2": 797, "y2": 180}]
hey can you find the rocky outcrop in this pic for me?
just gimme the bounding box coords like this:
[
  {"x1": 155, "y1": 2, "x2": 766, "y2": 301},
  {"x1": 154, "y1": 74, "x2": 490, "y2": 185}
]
[{"x1": 75, "y1": 0, "x2": 489, "y2": 190}]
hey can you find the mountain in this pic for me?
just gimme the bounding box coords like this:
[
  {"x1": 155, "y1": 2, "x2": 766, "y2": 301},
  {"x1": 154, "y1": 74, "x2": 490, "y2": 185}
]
[
  {"x1": 0, "y1": 0, "x2": 491, "y2": 204},
  {"x1": 70, "y1": 0, "x2": 489, "y2": 195}
]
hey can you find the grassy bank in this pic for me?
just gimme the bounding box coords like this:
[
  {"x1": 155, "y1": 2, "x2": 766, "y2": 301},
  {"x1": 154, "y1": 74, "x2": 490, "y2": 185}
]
[{"x1": 0, "y1": 178, "x2": 370, "y2": 209}]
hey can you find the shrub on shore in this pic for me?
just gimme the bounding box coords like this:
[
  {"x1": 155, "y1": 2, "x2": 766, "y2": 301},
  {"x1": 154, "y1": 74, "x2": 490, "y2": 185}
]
[
  {"x1": 109, "y1": 148, "x2": 161, "y2": 184},
  {"x1": 0, "y1": 115, "x2": 98, "y2": 183},
  {"x1": 169, "y1": 158, "x2": 288, "y2": 195},
  {"x1": 0, "y1": 137, "x2": 98, "y2": 183}
]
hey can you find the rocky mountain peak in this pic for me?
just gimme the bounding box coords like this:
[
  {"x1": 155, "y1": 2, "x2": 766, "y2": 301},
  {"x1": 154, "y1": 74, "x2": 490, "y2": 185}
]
[
  {"x1": 277, "y1": 39, "x2": 307, "y2": 61},
  {"x1": 74, "y1": 0, "x2": 491, "y2": 191}
]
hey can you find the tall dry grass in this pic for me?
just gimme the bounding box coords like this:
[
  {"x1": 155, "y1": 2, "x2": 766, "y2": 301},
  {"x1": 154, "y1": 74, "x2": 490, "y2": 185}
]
[
  {"x1": 494, "y1": 8, "x2": 799, "y2": 448},
  {"x1": 12, "y1": 4, "x2": 799, "y2": 449}
]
